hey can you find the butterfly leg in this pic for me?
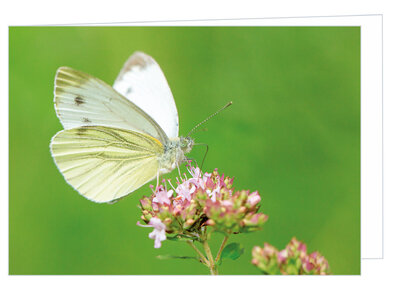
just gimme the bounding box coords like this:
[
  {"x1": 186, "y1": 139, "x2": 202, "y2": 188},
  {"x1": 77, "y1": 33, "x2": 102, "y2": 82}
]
[
  {"x1": 176, "y1": 162, "x2": 183, "y2": 182},
  {"x1": 184, "y1": 156, "x2": 198, "y2": 167},
  {"x1": 185, "y1": 157, "x2": 198, "y2": 168},
  {"x1": 156, "y1": 171, "x2": 160, "y2": 189}
]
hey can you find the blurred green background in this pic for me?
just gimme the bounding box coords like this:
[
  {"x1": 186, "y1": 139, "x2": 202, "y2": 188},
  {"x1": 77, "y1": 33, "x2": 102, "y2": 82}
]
[{"x1": 9, "y1": 27, "x2": 360, "y2": 275}]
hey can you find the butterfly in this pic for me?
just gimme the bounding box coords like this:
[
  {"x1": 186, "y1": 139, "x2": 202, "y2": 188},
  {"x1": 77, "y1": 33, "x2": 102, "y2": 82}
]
[{"x1": 50, "y1": 52, "x2": 198, "y2": 203}]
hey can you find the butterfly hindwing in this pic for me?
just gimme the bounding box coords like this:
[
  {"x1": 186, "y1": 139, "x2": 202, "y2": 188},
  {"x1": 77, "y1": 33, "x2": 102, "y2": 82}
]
[{"x1": 50, "y1": 126, "x2": 164, "y2": 203}]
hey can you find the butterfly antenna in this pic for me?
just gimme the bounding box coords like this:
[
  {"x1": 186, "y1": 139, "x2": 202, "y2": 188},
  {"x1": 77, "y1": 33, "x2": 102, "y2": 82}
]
[
  {"x1": 192, "y1": 143, "x2": 209, "y2": 170},
  {"x1": 187, "y1": 101, "x2": 233, "y2": 137},
  {"x1": 200, "y1": 143, "x2": 209, "y2": 170}
]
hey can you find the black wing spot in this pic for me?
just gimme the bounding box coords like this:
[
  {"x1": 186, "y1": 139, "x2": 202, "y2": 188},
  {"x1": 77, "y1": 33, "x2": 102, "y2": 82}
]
[
  {"x1": 74, "y1": 96, "x2": 85, "y2": 106},
  {"x1": 82, "y1": 117, "x2": 91, "y2": 123}
]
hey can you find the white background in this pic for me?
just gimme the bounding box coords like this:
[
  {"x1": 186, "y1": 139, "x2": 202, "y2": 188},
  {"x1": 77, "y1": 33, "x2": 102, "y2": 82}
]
[{"x1": 1, "y1": 0, "x2": 399, "y2": 283}]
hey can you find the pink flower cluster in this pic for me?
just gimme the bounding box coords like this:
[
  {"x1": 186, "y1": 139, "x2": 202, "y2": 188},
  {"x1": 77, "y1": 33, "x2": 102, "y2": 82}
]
[
  {"x1": 251, "y1": 237, "x2": 330, "y2": 275},
  {"x1": 138, "y1": 165, "x2": 268, "y2": 248}
]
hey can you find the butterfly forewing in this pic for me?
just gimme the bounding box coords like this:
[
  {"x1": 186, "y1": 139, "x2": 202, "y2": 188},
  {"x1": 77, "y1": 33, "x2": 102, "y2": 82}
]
[
  {"x1": 50, "y1": 126, "x2": 164, "y2": 203},
  {"x1": 54, "y1": 66, "x2": 169, "y2": 145},
  {"x1": 113, "y1": 52, "x2": 179, "y2": 138}
]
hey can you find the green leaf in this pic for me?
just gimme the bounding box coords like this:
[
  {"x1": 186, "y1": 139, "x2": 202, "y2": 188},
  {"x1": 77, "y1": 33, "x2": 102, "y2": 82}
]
[
  {"x1": 156, "y1": 255, "x2": 198, "y2": 261},
  {"x1": 220, "y1": 243, "x2": 244, "y2": 262},
  {"x1": 166, "y1": 234, "x2": 182, "y2": 241},
  {"x1": 167, "y1": 234, "x2": 199, "y2": 242}
]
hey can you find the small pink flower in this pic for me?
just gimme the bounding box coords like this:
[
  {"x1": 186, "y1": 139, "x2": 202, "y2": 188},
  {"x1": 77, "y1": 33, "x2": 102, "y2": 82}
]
[
  {"x1": 175, "y1": 182, "x2": 196, "y2": 202},
  {"x1": 153, "y1": 187, "x2": 173, "y2": 205},
  {"x1": 218, "y1": 173, "x2": 227, "y2": 188},
  {"x1": 207, "y1": 185, "x2": 221, "y2": 202},
  {"x1": 189, "y1": 166, "x2": 201, "y2": 179},
  {"x1": 148, "y1": 218, "x2": 167, "y2": 248},
  {"x1": 205, "y1": 177, "x2": 215, "y2": 189},
  {"x1": 137, "y1": 217, "x2": 167, "y2": 249},
  {"x1": 221, "y1": 200, "x2": 233, "y2": 206}
]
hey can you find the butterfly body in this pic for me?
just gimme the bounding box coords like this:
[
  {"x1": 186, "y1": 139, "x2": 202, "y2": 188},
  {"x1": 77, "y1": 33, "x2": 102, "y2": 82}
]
[
  {"x1": 158, "y1": 136, "x2": 194, "y2": 174},
  {"x1": 50, "y1": 52, "x2": 193, "y2": 203}
]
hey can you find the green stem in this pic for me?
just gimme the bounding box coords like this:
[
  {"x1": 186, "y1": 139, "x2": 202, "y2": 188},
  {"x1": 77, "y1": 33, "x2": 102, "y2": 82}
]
[
  {"x1": 187, "y1": 241, "x2": 209, "y2": 266},
  {"x1": 203, "y1": 240, "x2": 218, "y2": 275},
  {"x1": 215, "y1": 235, "x2": 229, "y2": 263}
]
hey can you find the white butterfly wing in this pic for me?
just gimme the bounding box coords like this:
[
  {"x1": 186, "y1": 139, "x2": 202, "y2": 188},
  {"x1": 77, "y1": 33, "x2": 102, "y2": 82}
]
[
  {"x1": 54, "y1": 66, "x2": 169, "y2": 145},
  {"x1": 50, "y1": 126, "x2": 163, "y2": 203},
  {"x1": 113, "y1": 52, "x2": 179, "y2": 138}
]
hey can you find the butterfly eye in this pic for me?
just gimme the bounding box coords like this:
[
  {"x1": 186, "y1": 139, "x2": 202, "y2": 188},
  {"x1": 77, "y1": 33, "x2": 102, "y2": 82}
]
[
  {"x1": 180, "y1": 137, "x2": 188, "y2": 147},
  {"x1": 180, "y1": 137, "x2": 194, "y2": 153}
]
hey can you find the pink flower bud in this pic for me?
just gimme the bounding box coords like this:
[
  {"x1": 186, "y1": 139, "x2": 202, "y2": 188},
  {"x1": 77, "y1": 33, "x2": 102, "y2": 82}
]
[
  {"x1": 302, "y1": 258, "x2": 315, "y2": 272},
  {"x1": 277, "y1": 249, "x2": 288, "y2": 263},
  {"x1": 252, "y1": 246, "x2": 263, "y2": 256},
  {"x1": 205, "y1": 219, "x2": 215, "y2": 226},
  {"x1": 173, "y1": 204, "x2": 183, "y2": 216},
  {"x1": 263, "y1": 243, "x2": 277, "y2": 257},
  {"x1": 163, "y1": 218, "x2": 172, "y2": 224},
  {"x1": 247, "y1": 191, "x2": 261, "y2": 207},
  {"x1": 140, "y1": 197, "x2": 152, "y2": 210}
]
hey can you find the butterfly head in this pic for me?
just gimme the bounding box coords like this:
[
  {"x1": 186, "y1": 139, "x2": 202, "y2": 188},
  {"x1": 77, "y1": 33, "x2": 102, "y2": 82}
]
[{"x1": 180, "y1": 136, "x2": 194, "y2": 153}]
